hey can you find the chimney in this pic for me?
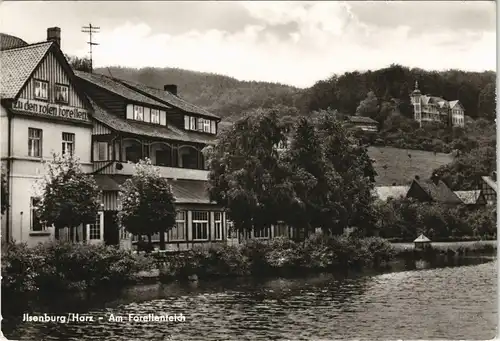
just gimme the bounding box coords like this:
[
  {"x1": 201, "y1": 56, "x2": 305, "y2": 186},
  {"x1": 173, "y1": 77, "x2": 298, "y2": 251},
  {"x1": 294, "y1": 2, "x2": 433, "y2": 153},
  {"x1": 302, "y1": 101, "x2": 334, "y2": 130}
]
[
  {"x1": 492, "y1": 171, "x2": 497, "y2": 181},
  {"x1": 414, "y1": 175, "x2": 420, "y2": 181},
  {"x1": 47, "y1": 27, "x2": 61, "y2": 47},
  {"x1": 164, "y1": 84, "x2": 177, "y2": 96}
]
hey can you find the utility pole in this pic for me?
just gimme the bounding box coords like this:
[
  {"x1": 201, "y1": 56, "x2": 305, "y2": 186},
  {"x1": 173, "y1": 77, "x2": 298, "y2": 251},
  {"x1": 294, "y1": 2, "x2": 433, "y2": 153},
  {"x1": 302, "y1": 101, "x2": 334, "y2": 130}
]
[{"x1": 81, "y1": 23, "x2": 100, "y2": 73}]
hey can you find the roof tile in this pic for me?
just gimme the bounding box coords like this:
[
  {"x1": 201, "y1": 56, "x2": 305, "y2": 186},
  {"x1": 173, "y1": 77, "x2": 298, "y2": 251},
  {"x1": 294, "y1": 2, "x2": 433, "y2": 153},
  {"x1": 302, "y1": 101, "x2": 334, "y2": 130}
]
[
  {"x1": 75, "y1": 71, "x2": 172, "y2": 109},
  {"x1": 90, "y1": 98, "x2": 216, "y2": 145},
  {"x1": 116, "y1": 78, "x2": 220, "y2": 119},
  {"x1": 0, "y1": 42, "x2": 52, "y2": 98}
]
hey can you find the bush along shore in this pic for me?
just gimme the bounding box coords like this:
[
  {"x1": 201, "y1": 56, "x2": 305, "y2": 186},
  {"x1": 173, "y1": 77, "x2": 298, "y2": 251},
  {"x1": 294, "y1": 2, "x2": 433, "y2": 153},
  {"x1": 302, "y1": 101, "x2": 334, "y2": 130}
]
[
  {"x1": 1, "y1": 242, "x2": 155, "y2": 296},
  {"x1": 2, "y1": 236, "x2": 496, "y2": 296}
]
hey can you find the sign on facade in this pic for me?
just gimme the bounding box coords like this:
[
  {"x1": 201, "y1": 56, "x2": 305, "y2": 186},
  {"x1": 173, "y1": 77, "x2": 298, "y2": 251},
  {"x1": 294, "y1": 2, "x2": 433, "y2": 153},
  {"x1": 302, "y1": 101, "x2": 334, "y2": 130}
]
[{"x1": 12, "y1": 98, "x2": 90, "y2": 122}]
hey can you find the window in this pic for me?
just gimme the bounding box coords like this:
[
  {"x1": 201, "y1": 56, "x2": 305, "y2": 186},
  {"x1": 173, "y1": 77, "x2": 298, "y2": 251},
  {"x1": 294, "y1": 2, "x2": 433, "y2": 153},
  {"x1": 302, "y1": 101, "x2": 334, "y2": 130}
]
[
  {"x1": 89, "y1": 214, "x2": 101, "y2": 240},
  {"x1": 210, "y1": 121, "x2": 216, "y2": 134},
  {"x1": 274, "y1": 222, "x2": 288, "y2": 237},
  {"x1": 55, "y1": 84, "x2": 69, "y2": 104},
  {"x1": 30, "y1": 197, "x2": 45, "y2": 231},
  {"x1": 133, "y1": 106, "x2": 144, "y2": 121},
  {"x1": 96, "y1": 142, "x2": 108, "y2": 161},
  {"x1": 214, "y1": 212, "x2": 223, "y2": 240},
  {"x1": 197, "y1": 118, "x2": 204, "y2": 132},
  {"x1": 254, "y1": 226, "x2": 270, "y2": 239},
  {"x1": 192, "y1": 211, "x2": 209, "y2": 240},
  {"x1": 28, "y1": 128, "x2": 42, "y2": 157},
  {"x1": 169, "y1": 211, "x2": 186, "y2": 241},
  {"x1": 190, "y1": 117, "x2": 196, "y2": 130},
  {"x1": 62, "y1": 132, "x2": 75, "y2": 156},
  {"x1": 151, "y1": 109, "x2": 160, "y2": 124},
  {"x1": 34, "y1": 80, "x2": 48, "y2": 100},
  {"x1": 184, "y1": 116, "x2": 190, "y2": 129},
  {"x1": 203, "y1": 119, "x2": 210, "y2": 133}
]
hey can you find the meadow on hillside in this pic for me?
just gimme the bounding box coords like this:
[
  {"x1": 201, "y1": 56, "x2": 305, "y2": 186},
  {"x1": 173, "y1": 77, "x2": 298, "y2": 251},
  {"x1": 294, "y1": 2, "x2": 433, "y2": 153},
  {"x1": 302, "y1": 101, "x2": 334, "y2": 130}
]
[{"x1": 368, "y1": 146, "x2": 454, "y2": 186}]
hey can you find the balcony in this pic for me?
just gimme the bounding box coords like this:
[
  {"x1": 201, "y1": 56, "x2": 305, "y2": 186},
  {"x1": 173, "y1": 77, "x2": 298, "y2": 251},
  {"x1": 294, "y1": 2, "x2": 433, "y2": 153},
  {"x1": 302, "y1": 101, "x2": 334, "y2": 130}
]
[
  {"x1": 92, "y1": 137, "x2": 209, "y2": 181},
  {"x1": 95, "y1": 161, "x2": 208, "y2": 180}
]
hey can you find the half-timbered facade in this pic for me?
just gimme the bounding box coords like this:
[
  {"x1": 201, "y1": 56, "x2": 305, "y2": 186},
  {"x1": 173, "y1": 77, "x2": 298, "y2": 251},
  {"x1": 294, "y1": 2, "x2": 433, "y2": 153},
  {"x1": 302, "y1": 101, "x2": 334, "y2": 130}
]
[
  {"x1": 74, "y1": 71, "x2": 236, "y2": 250},
  {"x1": 0, "y1": 28, "x2": 99, "y2": 246},
  {"x1": 479, "y1": 173, "x2": 497, "y2": 206}
]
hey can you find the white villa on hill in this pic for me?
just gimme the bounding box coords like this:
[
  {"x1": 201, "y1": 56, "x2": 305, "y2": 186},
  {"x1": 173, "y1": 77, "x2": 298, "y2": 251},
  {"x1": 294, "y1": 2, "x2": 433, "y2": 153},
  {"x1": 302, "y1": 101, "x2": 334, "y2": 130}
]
[{"x1": 410, "y1": 81, "x2": 465, "y2": 128}]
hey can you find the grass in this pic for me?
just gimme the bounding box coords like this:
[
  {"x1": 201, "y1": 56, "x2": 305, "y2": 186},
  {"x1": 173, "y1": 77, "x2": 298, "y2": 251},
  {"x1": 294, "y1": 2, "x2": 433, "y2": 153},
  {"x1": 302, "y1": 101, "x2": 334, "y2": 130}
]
[{"x1": 368, "y1": 146, "x2": 454, "y2": 186}]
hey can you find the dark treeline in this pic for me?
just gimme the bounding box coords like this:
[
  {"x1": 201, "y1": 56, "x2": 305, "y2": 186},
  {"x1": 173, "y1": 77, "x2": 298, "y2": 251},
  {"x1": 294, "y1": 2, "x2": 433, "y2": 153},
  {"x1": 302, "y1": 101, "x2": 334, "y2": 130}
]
[{"x1": 91, "y1": 64, "x2": 496, "y2": 123}]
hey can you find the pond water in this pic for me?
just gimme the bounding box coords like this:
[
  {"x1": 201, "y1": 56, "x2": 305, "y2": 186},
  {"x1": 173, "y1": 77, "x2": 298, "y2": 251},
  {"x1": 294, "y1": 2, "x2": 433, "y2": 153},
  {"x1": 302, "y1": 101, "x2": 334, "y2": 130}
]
[{"x1": 2, "y1": 257, "x2": 497, "y2": 340}]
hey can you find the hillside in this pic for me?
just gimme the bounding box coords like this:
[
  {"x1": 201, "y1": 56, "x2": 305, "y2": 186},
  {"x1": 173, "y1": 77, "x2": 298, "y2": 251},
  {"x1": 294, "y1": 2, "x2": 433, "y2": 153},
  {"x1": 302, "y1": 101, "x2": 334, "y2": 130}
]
[
  {"x1": 94, "y1": 66, "x2": 306, "y2": 121},
  {"x1": 368, "y1": 146, "x2": 454, "y2": 186}
]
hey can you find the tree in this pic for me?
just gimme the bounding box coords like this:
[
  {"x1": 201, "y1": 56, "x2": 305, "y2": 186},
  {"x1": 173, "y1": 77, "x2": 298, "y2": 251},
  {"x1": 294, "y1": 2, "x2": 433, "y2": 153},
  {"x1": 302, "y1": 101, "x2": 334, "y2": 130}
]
[
  {"x1": 356, "y1": 91, "x2": 380, "y2": 119},
  {"x1": 478, "y1": 83, "x2": 496, "y2": 121},
  {"x1": 65, "y1": 55, "x2": 92, "y2": 73},
  {"x1": 36, "y1": 153, "x2": 101, "y2": 241},
  {"x1": 117, "y1": 159, "x2": 176, "y2": 251},
  {"x1": 207, "y1": 107, "x2": 295, "y2": 234},
  {"x1": 1, "y1": 169, "x2": 8, "y2": 215},
  {"x1": 433, "y1": 145, "x2": 496, "y2": 190},
  {"x1": 208, "y1": 108, "x2": 377, "y2": 237}
]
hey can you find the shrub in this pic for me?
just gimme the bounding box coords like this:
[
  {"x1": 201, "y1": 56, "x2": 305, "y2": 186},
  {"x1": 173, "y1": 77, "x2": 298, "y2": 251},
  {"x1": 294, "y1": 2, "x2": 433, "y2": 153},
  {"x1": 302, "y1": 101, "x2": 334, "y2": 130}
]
[{"x1": 1, "y1": 242, "x2": 154, "y2": 294}]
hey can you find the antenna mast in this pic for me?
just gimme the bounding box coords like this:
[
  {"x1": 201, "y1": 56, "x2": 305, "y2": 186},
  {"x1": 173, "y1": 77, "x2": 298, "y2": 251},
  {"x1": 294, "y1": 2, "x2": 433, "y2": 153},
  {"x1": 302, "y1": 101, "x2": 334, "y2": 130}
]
[{"x1": 81, "y1": 23, "x2": 100, "y2": 73}]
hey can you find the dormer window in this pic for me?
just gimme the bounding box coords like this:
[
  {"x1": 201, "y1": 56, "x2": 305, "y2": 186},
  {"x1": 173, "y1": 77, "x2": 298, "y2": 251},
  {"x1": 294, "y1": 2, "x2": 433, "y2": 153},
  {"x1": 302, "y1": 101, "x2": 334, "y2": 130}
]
[
  {"x1": 184, "y1": 115, "x2": 217, "y2": 134},
  {"x1": 134, "y1": 106, "x2": 143, "y2": 121},
  {"x1": 34, "y1": 80, "x2": 48, "y2": 100}
]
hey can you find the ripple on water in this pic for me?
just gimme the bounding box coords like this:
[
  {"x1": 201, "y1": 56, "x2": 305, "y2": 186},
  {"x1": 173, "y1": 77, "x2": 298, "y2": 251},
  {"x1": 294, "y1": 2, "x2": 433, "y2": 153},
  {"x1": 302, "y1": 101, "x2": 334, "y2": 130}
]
[{"x1": 3, "y1": 258, "x2": 497, "y2": 341}]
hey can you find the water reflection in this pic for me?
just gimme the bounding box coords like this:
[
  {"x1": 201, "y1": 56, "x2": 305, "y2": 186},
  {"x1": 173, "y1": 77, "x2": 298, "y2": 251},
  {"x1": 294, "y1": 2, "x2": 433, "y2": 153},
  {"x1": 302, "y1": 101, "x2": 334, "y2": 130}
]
[{"x1": 2, "y1": 257, "x2": 496, "y2": 341}]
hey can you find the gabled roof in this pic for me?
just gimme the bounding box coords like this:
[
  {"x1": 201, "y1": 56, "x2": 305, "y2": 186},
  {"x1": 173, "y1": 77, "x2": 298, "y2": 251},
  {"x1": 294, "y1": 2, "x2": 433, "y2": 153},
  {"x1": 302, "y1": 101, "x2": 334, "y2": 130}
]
[
  {"x1": 449, "y1": 100, "x2": 460, "y2": 109},
  {"x1": 75, "y1": 71, "x2": 172, "y2": 109},
  {"x1": 454, "y1": 190, "x2": 483, "y2": 205},
  {"x1": 90, "y1": 98, "x2": 215, "y2": 145},
  {"x1": 94, "y1": 175, "x2": 213, "y2": 204},
  {"x1": 0, "y1": 33, "x2": 28, "y2": 51},
  {"x1": 373, "y1": 185, "x2": 409, "y2": 201},
  {"x1": 348, "y1": 115, "x2": 378, "y2": 124},
  {"x1": 481, "y1": 176, "x2": 497, "y2": 193},
  {"x1": 414, "y1": 234, "x2": 431, "y2": 243},
  {"x1": 115, "y1": 78, "x2": 220, "y2": 120},
  {"x1": 0, "y1": 42, "x2": 52, "y2": 98},
  {"x1": 409, "y1": 178, "x2": 463, "y2": 204}
]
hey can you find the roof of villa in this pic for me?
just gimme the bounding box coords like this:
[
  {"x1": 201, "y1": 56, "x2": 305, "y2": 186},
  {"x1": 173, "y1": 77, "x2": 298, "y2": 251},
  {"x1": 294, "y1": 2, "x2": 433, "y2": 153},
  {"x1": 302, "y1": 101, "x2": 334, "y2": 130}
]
[
  {"x1": 115, "y1": 78, "x2": 220, "y2": 120},
  {"x1": 75, "y1": 71, "x2": 172, "y2": 109},
  {"x1": 89, "y1": 98, "x2": 216, "y2": 145}
]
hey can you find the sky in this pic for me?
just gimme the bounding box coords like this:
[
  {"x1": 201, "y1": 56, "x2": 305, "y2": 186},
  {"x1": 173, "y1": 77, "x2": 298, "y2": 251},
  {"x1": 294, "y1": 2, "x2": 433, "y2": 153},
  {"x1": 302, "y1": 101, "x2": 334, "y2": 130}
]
[{"x1": 0, "y1": 1, "x2": 496, "y2": 88}]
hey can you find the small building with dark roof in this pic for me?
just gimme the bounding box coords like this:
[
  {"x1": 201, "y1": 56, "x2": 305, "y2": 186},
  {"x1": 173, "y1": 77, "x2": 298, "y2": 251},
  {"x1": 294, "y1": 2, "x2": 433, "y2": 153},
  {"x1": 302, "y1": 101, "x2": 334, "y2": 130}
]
[
  {"x1": 346, "y1": 115, "x2": 379, "y2": 133},
  {"x1": 406, "y1": 175, "x2": 463, "y2": 205}
]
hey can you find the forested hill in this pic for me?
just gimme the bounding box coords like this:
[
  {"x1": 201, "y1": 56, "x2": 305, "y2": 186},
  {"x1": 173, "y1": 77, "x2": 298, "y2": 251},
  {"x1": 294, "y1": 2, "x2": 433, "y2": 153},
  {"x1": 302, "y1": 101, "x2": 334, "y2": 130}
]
[
  {"x1": 94, "y1": 66, "x2": 305, "y2": 121},
  {"x1": 93, "y1": 64, "x2": 496, "y2": 122}
]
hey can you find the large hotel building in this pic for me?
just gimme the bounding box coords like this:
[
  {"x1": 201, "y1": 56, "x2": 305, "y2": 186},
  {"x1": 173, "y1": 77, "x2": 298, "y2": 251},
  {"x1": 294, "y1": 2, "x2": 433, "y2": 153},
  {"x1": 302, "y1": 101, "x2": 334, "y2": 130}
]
[{"x1": 0, "y1": 28, "x2": 256, "y2": 250}]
